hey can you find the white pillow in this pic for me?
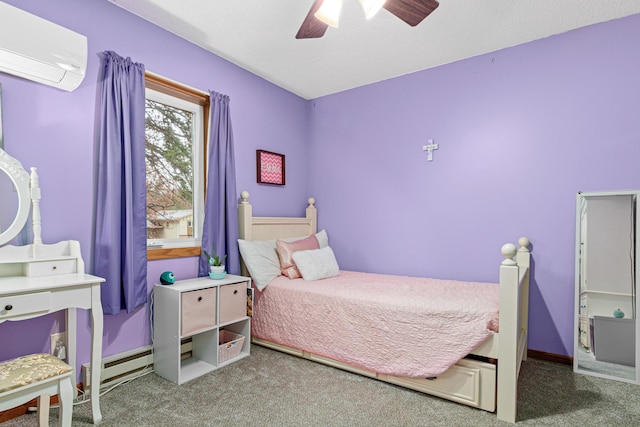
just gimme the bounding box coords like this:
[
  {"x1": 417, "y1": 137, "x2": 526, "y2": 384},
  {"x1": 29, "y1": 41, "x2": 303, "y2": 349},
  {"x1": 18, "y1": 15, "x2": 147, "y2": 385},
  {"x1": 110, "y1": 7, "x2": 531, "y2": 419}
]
[
  {"x1": 238, "y1": 239, "x2": 280, "y2": 291},
  {"x1": 238, "y1": 230, "x2": 329, "y2": 291},
  {"x1": 291, "y1": 246, "x2": 340, "y2": 281}
]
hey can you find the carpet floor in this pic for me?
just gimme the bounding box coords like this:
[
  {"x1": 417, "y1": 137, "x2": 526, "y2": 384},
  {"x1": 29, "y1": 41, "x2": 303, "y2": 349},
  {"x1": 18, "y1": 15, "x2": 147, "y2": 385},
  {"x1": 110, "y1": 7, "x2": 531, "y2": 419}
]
[{"x1": 3, "y1": 344, "x2": 639, "y2": 426}]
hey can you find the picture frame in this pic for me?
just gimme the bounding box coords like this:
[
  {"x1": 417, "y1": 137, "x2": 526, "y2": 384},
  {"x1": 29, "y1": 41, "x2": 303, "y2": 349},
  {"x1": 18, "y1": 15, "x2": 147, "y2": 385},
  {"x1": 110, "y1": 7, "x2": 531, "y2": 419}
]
[{"x1": 256, "y1": 150, "x2": 285, "y2": 185}]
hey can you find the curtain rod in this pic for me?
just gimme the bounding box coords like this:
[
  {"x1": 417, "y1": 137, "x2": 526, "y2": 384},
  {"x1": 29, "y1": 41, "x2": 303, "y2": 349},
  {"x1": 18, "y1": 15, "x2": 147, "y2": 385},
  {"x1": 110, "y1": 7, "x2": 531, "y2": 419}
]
[{"x1": 145, "y1": 70, "x2": 208, "y2": 97}]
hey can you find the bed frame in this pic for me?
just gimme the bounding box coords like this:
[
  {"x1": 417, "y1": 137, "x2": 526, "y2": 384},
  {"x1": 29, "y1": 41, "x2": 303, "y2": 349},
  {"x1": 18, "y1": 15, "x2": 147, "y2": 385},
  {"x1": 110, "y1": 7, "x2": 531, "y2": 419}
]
[{"x1": 238, "y1": 191, "x2": 530, "y2": 423}]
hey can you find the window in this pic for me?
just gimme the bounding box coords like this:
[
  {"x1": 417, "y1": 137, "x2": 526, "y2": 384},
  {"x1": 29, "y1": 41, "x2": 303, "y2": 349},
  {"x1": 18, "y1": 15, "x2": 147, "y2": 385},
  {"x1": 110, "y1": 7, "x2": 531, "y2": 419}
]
[{"x1": 145, "y1": 73, "x2": 209, "y2": 260}]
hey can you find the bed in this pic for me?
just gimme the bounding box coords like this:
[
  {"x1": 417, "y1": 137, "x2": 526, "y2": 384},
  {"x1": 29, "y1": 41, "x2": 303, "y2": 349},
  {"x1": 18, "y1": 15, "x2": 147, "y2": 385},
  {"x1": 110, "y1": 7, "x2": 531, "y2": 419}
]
[{"x1": 237, "y1": 192, "x2": 530, "y2": 423}]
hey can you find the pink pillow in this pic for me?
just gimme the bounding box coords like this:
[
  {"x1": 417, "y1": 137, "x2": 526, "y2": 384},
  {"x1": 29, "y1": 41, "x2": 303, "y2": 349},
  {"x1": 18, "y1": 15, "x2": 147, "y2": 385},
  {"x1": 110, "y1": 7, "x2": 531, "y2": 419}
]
[{"x1": 276, "y1": 234, "x2": 319, "y2": 279}]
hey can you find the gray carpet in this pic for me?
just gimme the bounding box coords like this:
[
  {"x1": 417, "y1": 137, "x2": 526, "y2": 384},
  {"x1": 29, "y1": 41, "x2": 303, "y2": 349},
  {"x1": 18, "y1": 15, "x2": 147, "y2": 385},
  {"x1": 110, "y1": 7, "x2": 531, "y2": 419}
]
[
  {"x1": 576, "y1": 346, "x2": 635, "y2": 381},
  {"x1": 4, "y1": 345, "x2": 640, "y2": 426}
]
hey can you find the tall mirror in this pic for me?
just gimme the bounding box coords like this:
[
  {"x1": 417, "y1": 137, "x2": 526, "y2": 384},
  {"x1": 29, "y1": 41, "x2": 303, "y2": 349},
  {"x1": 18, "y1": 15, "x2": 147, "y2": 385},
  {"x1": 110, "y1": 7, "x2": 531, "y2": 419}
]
[{"x1": 575, "y1": 191, "x2": 638, "y2": 383}]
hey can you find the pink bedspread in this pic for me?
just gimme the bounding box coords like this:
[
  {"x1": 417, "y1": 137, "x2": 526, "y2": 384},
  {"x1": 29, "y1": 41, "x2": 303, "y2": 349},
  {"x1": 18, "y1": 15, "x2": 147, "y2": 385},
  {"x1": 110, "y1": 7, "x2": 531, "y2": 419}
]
[{"x1": 252, "y1": 270, "x2": 499, "y2": 378}]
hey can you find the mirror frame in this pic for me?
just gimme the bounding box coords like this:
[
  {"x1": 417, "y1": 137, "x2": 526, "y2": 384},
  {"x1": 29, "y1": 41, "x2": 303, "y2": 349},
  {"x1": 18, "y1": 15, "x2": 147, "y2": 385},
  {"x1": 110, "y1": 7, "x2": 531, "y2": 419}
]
[
  {"x1": 574, "y1": 190, "x2": 639, "y2": 384},
  {"x1": 0, "y1": 148, "x2": 31, "y2": 246}
]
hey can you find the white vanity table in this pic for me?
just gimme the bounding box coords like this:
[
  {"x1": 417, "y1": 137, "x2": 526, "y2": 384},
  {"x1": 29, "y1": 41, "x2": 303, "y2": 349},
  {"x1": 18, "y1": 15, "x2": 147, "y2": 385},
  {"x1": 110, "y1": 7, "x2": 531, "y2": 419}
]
[{"x1": 0, "y1": 148, "x2": 105, "y2": 424}]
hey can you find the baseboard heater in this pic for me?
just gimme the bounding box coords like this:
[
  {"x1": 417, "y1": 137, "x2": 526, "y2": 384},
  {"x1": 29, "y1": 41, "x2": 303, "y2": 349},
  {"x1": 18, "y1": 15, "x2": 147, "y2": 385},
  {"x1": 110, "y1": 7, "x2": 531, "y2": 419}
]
[
  {"x1": 82, "y1": 339, "x2": 193, "y2": 394},
  {"x1": 81, "y1": 345, "x2": 153, "y2": 394}
]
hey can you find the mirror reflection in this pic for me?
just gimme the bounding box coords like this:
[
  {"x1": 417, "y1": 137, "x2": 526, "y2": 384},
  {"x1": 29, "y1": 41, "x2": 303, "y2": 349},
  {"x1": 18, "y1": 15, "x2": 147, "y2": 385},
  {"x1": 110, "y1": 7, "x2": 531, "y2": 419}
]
[
  {"x1": 0, "y1": 168, "x2": 19, "y2": 235},
  {"x1": 0, "y1": 148, "x2": 32, "y2": 246},
  {"x1": 575, "y1": 191, "x2": 637, "y2": 382}
]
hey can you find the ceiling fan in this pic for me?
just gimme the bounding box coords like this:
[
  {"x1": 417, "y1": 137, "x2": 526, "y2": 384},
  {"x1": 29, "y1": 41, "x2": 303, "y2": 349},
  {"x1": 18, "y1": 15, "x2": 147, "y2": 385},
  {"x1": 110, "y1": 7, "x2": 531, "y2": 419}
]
[{"x1": 296, "y1": 0, "x2": 439, "y2": 39}]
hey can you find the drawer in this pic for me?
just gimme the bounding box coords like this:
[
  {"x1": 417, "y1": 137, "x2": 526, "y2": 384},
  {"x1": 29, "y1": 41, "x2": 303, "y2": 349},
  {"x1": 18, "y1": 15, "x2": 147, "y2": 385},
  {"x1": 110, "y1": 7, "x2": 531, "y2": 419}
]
[
  {"x1": 181, "y1": 288, "x2": 216, "y2": 336},
  {"x1": 24, "y1": 259, "x2": 77, "y2": 277},
  {"x1": 218, "y1": 282, "x2": 247, "y2": 324},
  {"x1": 0, "y1": 292, "x2": 51, "y2": 320},
  {"x1": 382, "y1": 359, "x2": 496, "y2": 411}
]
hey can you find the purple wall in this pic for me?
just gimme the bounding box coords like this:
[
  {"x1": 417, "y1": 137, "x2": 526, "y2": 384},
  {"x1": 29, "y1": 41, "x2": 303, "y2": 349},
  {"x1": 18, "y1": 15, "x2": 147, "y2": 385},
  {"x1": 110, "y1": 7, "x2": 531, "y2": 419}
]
[
  {"x1": 308, "y1": 14, "x2": 640, "y2": 356},
  {"x1": 0, "y1": 0, "x2": 638, "y2": 373},
  {"x1": 0, "y1": 0, "x2": 310, "y2": 372}
]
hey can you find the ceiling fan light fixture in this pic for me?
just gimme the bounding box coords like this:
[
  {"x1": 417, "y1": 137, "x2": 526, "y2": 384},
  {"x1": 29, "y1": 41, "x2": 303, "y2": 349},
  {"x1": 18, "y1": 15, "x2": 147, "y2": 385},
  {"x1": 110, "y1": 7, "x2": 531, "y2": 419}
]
[
  {"x1": 359, "y1": 0, "x2": 387, "y2": 20},
  {"x1": 314, "y1": 0, "x2": 343, "y2": 28}
]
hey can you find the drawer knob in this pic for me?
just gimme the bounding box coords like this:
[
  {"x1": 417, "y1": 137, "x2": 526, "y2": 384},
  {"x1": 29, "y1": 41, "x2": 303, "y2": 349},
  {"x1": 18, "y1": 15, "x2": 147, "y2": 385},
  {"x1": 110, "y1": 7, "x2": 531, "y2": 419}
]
[
  {"x1": 233, "y1": 290, "x2": 238, "y2": 295},
  {"x1": 4, "y1": 304, "x2": 13, "y2": 311},
  {"x1": 198, "y1": 296, "x2": 203, "y2": 302},
  {"x1": 52, "y1": 265, "x2": 57, "y2": 270}
]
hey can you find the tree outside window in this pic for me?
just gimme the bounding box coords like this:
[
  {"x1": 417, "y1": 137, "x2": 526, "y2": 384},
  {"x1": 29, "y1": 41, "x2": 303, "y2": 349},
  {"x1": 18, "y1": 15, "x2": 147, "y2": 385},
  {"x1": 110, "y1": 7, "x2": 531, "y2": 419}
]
[{"x1": 144, "y1": 74, "x2": 207, "y2": 259}]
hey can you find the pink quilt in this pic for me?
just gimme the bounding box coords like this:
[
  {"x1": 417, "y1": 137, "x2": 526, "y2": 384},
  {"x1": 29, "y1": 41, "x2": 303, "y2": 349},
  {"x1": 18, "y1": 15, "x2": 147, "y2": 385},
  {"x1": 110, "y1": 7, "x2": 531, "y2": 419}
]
[{"x1": 252, "y1": 270, "x2": 499, "y2": 378}]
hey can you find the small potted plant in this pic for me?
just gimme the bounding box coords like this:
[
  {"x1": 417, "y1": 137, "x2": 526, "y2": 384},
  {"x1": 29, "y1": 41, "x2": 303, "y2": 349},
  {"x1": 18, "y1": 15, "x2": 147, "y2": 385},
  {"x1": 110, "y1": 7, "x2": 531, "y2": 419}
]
[{"x1": 203, "y1": 243, "x2": 227, "y2": 279}]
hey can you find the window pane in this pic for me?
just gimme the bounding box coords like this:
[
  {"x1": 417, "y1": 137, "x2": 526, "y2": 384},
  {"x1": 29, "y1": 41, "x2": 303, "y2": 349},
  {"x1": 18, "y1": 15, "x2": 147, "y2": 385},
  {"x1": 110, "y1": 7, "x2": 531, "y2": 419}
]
[{"x1": 145, "y1": 99, "x2": 194, "y2": 241}]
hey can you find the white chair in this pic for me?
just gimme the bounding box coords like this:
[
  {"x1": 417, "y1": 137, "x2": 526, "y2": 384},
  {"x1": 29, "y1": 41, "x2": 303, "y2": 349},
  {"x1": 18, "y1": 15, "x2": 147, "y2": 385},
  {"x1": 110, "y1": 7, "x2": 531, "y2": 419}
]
[{"x1": 0, "y1": 353, "x2": 73, "y2": 426}]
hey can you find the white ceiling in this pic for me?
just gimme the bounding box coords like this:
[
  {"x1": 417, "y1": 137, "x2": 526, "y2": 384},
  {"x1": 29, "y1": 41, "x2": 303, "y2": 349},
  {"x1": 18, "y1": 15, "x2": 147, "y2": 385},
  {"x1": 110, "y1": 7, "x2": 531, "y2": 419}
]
[{"x1": 108, "y1": 0, "x2": 640, "y2": 100}]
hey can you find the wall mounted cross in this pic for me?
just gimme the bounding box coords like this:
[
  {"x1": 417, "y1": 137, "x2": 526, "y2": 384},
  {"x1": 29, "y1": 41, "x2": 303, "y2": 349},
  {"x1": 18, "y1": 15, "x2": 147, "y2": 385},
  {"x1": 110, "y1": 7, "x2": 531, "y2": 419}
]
[{"x1": 422, "y1": 139, "x2": 439, "y2": 161}]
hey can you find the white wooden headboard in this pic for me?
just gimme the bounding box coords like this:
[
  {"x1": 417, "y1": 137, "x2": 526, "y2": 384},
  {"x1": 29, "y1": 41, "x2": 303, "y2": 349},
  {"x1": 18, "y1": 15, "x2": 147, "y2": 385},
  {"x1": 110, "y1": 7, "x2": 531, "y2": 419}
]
[{"x1": 237, "y1": 191, "x2": 317, "y2": 242}]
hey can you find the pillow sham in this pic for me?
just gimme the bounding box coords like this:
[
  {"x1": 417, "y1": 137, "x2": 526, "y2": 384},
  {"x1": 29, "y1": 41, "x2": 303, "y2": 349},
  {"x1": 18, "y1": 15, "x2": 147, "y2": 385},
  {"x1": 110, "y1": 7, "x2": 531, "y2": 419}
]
[
  {"x1": 276, "y1": 234, "x2": 319, "y2": 279},
  {"x1": 238, "y1": 229, "x2": 329, "y2": 290},
  {"x1": 291, "y1": 246, "x2": 340, "y2": 281},
  {"x1": 314, "y1": 229, "x2": 329, "y2": 249}
]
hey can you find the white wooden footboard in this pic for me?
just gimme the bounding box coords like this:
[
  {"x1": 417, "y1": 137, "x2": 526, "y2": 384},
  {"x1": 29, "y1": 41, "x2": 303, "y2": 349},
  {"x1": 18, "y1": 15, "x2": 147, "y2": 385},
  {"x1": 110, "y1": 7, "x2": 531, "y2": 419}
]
[{"x1": 496, "y1": 237, "x2": 531, "y2": 423}]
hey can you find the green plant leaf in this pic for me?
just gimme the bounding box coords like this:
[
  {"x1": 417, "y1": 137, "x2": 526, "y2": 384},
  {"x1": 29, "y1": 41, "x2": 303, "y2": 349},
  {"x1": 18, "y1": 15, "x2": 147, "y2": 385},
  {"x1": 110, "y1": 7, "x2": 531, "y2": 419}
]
[{"x1": 202, "y1": 243, "x2": 226, "y2": 266}]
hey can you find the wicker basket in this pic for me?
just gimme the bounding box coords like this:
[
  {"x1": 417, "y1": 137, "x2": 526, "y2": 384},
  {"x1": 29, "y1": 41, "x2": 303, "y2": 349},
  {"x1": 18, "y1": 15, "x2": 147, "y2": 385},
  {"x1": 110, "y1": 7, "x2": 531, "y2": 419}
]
[{"x1": 218, "y1": 330, "x2": 245, "y2": 363}]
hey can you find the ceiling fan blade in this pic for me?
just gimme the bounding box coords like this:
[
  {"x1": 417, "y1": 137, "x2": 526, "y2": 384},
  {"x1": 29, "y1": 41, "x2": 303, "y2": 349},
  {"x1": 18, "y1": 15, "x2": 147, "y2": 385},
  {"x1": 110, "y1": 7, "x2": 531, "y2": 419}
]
[
  {"x1": 383, "y1": 0, "x2": 439, "y2": 27},
  {"x1": 296, "y1": 0, "x2": 329, "y2": 39}
]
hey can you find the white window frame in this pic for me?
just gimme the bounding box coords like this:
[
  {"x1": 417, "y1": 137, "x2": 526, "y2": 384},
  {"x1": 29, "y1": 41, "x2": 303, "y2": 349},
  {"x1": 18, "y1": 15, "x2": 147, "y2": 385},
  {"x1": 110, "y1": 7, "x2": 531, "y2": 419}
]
[{"x1": 145, "y1": 87, "x2": 205, "y2": 250}]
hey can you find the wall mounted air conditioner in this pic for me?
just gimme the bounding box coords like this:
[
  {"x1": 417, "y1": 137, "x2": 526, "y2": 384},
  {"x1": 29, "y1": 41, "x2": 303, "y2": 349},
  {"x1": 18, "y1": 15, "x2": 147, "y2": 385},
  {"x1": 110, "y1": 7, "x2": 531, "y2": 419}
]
[{"x1": 0, "y1": 2, "x2": 87, "y2": 91}]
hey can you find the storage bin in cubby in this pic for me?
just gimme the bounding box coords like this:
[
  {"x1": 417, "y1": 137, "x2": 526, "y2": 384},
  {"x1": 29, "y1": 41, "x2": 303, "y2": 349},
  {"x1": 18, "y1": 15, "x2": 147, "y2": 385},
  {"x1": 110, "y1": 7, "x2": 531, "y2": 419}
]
[
  {"x1": 181, "y1": 287, "x2": 216, "y2": 336},
  {"x1": 219, "y1": 282, "x2": 246, "y2": 324},
  {"x1": 218, "y1": 330, "x2": 245, "y2": 363}
]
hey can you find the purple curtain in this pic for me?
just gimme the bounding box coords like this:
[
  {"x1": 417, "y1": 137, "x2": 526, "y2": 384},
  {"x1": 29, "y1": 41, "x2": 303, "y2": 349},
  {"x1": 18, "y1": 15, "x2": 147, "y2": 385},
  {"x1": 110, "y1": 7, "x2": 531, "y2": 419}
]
[
  {"x1": 93, "y1": 51, "x2": 147, "y2": 315},
  {"x1": 199, "y1": 91, "x2": 239, "y2": 277}
]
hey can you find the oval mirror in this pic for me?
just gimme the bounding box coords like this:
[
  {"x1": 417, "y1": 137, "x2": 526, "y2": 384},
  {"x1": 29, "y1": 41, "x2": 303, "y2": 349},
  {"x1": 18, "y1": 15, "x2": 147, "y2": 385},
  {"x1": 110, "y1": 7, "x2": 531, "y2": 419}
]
[
  {"x1": 0, "y1": 168, "x2": 18, "y2": 233},
  {"x1": 0, "y1": 148, "x2": 30, "y2": 246}
]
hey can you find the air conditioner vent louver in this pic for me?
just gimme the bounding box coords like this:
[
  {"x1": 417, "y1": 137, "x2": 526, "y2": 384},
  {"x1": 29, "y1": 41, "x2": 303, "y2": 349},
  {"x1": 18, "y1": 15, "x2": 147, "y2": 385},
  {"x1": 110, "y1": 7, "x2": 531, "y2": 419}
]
[{"x1": 0, "y1": 3, "x2": 87, "y2": 91}]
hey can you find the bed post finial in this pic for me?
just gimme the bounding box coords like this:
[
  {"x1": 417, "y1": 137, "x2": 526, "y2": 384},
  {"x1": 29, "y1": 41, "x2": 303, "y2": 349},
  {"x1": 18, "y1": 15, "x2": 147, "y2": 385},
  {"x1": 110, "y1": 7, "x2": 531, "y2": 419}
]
[
  {"x1": 240, "y1": 191, "x2": 250, "y2": 204},
  {"x1": 306, "y1": 197, "x2": 317, "y2": 233},
  {"x1": 501, "y1": 243, "x2": 517, "y2": 266},
  {"x1": 517, "y1": 237, "x2": 530, "y2": 251}
]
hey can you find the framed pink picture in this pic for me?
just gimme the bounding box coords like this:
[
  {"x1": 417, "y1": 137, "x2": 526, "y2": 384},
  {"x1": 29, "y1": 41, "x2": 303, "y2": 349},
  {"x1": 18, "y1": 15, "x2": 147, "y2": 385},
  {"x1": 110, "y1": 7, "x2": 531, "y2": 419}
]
[{"x1": 256, "y1": 150, "x2": 285, "y2": 185}]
